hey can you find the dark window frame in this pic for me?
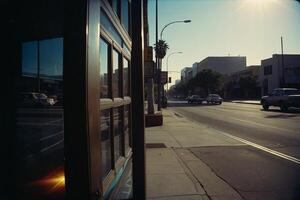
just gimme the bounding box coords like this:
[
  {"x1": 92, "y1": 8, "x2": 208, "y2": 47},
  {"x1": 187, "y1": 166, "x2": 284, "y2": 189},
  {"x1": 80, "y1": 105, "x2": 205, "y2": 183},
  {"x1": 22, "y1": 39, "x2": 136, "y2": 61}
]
[{"x1": 99, "y1": 2, "x2": 132, "y2": 194}]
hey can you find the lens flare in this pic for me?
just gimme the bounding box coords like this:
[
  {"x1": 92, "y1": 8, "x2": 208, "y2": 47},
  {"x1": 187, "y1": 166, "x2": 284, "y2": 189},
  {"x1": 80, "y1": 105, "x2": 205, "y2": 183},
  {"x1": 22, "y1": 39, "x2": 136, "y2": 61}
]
[{"x1": 29, "y1": 166, "x2": 65, "y2": 195}]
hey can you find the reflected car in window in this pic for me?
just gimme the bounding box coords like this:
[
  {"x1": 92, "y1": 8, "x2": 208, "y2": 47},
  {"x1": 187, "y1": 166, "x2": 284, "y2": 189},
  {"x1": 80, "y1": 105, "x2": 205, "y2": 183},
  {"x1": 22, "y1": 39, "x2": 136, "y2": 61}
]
[{"x1": 18, "y1": 92, "x2": 55, "y2": 107}]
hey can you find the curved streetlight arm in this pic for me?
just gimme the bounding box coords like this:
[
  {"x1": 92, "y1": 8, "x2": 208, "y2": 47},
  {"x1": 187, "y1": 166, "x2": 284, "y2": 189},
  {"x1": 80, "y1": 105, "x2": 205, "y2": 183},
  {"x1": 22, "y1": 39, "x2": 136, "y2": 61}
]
[
  {"x1": 160, "y1": 20, "x2": 191, "y2": 39},
  {"x1": 166, "y1": 51, "x2": 183, "y2": 91},
  {"x1": 166, "y1": 51, "x2": 182, "y2": 71}
]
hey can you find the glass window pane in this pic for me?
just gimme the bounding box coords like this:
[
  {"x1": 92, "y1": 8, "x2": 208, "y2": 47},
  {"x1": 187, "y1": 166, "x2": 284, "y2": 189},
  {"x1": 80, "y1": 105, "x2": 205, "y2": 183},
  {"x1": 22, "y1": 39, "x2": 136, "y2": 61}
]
[
  {"x1": 124, "y1": 105, "x2": 130, "y2": 150},
  {"x1": 22, "y1": 41, "x2": 38, "y2": 77},
  {"x1": 123, "y1": 58, "x2": 129, "y2": 96},
  {"x1": 114, "y1": 107, "x2": 123, "y2": 160},
  {"x1": 121, "y1": 0, "x2": 129, "y2": 32},
  {"x1": 100, "y1": 39, "x2": 109, "y2": 98},
  {"x1": 100, "y1": 109, "x2": 112, "y2": 179},
  {"x1": 17, "y1": 39, "x2": 64, "y2": 200},
  {"x1": 100, "y1": 10, "x2": 122, "y2": 46},
  {"x1": 112, "y1": 0, "x2": 119, "y2": 16},
  {"x1": 113, "y1": 50, "x2": 120, "y2": 97},
  {"x1": 40, "y1": 38, "x2": 63, "y2": 79}
]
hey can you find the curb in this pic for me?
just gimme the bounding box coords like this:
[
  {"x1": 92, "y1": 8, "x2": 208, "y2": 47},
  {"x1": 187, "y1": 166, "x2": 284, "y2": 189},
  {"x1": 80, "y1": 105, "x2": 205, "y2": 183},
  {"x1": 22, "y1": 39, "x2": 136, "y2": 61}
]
[{"x1": 232, "y1": 101, "x2": 261, "y2": 105}]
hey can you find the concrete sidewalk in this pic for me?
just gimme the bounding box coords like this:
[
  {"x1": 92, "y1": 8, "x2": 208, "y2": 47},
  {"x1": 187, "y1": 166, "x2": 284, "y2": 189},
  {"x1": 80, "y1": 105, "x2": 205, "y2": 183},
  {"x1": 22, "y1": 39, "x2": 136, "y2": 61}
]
[{"x1": 145, "y1": 109, "x2": 244, "y2": 200}]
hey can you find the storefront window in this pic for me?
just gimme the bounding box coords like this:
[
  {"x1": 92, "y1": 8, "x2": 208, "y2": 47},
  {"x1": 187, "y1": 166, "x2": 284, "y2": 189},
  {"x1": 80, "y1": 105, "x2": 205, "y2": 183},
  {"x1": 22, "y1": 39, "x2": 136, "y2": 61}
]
[
  {"x1": 101, "y1": 109, "x2": 112, "y2": 179},
  {"x1": 100, "y1": 38, "x2": 109, "y2": 98},
  {"x1": 121, "y1": 0, "x2": 129, "y2": 32},
  {"x1": 114, "y1": 107, "x2": 123, "y2": 160},
  {"x1": 40, "y1": 38, "x2": 63, "y2": 79},
  {"x1": 111, "y1": 0, "x2": 119, "y2": 18},
  {"x1": 15, "y1": 0, "x2": 65, "y2": 198},
  {"x1": 123, "y1": 58, "x2": 129, "y2": 96},
  {"x1": 100, "y1": 10, "x2": 122, "y2": 46},
  {"x1": 17, "y1": 38, "x2": 65, "y2": 199},
  {"x1": 22, "y1": 41, "x2": 38, "y2": 77},
  {"x1": 113, "y1": 49, "x2": 120, "y2": 98},
  {"x1": 124, "y1": 105, "x2": 130, "y2": 150}
]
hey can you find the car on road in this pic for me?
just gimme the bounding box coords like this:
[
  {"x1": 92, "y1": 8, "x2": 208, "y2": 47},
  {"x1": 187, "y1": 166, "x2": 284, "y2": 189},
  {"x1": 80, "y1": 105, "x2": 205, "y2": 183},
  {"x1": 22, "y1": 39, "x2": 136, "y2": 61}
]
[
  {"x1": 206, "y1": 94, "x2": 223, "y2": 105},
  {"x1": 187, "y1": 95, "x2": 204, "y2": 104},
  {"x1": 261, "y1": 88, "x2": 300, "y2": 111}
]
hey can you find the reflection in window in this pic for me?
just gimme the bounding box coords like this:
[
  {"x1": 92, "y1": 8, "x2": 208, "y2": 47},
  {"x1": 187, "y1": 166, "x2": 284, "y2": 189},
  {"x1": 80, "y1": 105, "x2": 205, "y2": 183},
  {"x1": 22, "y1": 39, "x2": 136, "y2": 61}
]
[
  {"x1": 100, "y1": 10, "x2": 122, "y2": 46},
  {"x1": 40, "y1": 38, "x2": 63, "y2": 79},
  {"x1": 112, "y1": 0, "x2": 119, "y2": 17},
  {"x1": 121, "y1": 0, "x2": 129, "y2": 32},
  {"x1": 124, "y1": 105, "x2": 130, "y2": 150},
  {"x1": 113, "y1": 50, "x2": 120, "y2": 97},
  {"x1": 123, "y1": 58, "x2": 129, "y2": 96},
  {"x1": 101, "y1": 109, "x2": 112, "y2": 179},
  {"x1": 17, "y1": 39, "x2": 64, "y2": 199},
  {"x1": 22, "y1": 41, "x2": 38, "y2": 77},
  {"x1": 114, "y1": 107, "x2": 123, "y2": 160},
  {"x1": 100, "y1": 39, "x2": 109, "y2": 98}
]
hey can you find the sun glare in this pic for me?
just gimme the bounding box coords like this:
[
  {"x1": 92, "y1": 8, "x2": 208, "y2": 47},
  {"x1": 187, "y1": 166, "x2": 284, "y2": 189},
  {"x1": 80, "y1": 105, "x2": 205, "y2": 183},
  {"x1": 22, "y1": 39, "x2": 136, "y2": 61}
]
[
  {"x1": 236, "y1": 0, "x2": 281, "y2": 17},
  {"x1": 244, "y1": 0, "x2": 279, "y2": 8}
]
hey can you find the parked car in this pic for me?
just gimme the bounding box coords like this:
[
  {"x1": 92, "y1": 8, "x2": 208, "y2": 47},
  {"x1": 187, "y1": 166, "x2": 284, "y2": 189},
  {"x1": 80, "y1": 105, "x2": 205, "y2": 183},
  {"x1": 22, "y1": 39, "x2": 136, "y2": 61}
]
[
  {"x1": 187, "y1": 95, "x2": 204, "y2": 104},
  {"x1": 206, "y1": 94, "x2": 223, "y2": 104},
  {"x1": 261, "y1": 88, "x2": 300, "y2": 111},
  {"x1": 18, "y1": 92, "x2": 55, "y2": 107}
]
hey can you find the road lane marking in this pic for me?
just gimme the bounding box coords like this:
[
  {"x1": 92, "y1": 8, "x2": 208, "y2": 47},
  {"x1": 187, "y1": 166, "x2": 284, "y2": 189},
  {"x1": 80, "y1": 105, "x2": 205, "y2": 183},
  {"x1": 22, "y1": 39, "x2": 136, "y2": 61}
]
[
  {"x1": 218, "y1": 131, "x2": 300, "y2": 165},
  {"x1": 184, "y1": 106, "x2": 299, "y2": 135},
  {"x1": 172, "y1": 109, "x2": 300, "y2": 165}
]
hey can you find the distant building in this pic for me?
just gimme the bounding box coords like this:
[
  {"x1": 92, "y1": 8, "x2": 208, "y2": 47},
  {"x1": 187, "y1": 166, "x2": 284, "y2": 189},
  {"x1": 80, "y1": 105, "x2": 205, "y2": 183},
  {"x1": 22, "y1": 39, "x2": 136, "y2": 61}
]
[
  {"x1": 180, "y1": 67, "x2": 192, "y2": 82},
  {"x1": 193, "y1": 56, "x2": 246, "y2": 76},
  {"x1": 230, "y1": 65, "x2": 261, "y2": 85},
  {"x1": 224, "y1": 65, "x2": 261, "y2": 99},
  {"x1": 260, "y1": 54, "x2": 300, "y2": 95},
  {"x1": 192, "y1": 62, "x2": 198, "y2": 77}
]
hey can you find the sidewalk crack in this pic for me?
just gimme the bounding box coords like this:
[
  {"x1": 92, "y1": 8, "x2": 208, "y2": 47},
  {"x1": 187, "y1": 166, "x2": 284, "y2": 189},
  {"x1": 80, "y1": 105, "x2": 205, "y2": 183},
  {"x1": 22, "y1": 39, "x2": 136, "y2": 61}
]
[
  {"x1": 173, "y1": 148, "x2": 213, "y2": 200},
  {"x1": 188, "y1": 148, "x2": 246, "y2": 200}
]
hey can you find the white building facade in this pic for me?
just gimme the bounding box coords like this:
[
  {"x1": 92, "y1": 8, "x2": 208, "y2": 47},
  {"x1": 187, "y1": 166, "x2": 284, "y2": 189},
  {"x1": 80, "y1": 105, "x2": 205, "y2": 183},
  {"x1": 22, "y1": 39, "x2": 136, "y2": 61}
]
[{"x1": 260, "y1": 54, "x2": 300, "y2": 95}]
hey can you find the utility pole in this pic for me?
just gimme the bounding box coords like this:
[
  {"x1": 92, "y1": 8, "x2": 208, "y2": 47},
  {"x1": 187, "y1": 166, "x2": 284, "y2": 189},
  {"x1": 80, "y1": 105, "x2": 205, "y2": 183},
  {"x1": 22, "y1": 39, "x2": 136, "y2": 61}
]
[
  {"x1": 281, "y1": 36, "x2": 285, "y2": 87},
  {"x1": 156, "y1": 0, "x2": 162, "y2": 111}
]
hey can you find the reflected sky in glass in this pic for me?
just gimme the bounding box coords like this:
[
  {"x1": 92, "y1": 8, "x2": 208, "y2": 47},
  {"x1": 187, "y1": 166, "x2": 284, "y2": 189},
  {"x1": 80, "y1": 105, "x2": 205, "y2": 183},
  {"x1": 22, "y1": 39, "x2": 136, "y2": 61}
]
[
  {"x1": 40, "y1": 38, "x2": 63, "y2": 78},
  {"x1": 22, "y1": 41, "x2": 38, "y2": 76}
]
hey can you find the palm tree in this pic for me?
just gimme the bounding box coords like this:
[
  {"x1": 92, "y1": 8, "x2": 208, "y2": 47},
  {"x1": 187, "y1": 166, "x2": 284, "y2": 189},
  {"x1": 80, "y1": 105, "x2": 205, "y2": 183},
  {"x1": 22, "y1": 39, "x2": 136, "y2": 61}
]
[{"x1": 154, "y1": 39, "x2": 169, "y2": 59}]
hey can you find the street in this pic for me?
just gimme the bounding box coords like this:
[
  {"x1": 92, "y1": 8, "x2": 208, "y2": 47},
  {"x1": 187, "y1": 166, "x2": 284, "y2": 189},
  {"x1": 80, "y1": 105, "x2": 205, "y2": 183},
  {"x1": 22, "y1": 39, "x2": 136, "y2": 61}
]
[{"x1": 168, "y1": 101, "x2": 300, "y2": 200}]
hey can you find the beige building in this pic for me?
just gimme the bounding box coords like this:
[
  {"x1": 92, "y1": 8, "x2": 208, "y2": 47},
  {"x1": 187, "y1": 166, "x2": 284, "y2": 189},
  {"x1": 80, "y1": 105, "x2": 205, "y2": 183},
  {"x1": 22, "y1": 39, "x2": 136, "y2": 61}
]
[{"x1": 192, "y1": 56, "x2": 246, "y2": 76}]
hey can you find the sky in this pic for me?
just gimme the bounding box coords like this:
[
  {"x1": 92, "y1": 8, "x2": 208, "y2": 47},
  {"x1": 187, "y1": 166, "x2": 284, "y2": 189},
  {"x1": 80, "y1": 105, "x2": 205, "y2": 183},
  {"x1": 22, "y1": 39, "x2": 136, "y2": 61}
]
[{"x1": 147, "y1": 0, "x2": 300, "y2": 86}]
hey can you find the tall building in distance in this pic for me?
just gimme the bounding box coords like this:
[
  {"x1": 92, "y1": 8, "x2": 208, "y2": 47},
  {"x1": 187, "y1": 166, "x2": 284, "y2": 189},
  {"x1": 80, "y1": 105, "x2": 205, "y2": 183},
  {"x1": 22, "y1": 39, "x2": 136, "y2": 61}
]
[
  {"x1": 181, "y1": 67, "x2": 192, "y2": 82},
  {"x1": 192, "y1": 56, "x2": 246, "y2": 76}
]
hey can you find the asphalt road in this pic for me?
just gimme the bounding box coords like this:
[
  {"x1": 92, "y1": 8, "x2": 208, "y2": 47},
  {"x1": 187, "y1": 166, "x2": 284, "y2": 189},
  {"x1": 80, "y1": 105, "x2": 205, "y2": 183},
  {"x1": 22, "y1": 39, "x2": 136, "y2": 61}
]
[{"x1": 169, "y1": 101, "x2": 300, "y2": 200}]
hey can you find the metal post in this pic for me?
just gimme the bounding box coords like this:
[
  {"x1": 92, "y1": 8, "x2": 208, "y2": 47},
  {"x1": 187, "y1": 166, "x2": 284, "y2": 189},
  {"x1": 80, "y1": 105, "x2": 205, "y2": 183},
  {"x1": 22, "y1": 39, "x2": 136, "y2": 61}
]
[
  {"x1": 131, "y1": 0, "x2": 146, "y2": 198},
  {"x1": 281, "y1": 36, "x2": 285, "y2": 87},
  {"x1": 156, "y1": 0, "x2": 162, "y2": 111}
]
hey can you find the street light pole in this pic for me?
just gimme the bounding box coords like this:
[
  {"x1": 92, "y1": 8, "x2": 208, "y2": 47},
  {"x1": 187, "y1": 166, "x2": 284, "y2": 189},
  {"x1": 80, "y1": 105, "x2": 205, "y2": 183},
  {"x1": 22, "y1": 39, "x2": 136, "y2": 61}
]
[
  {"x1": 160, "y1": 20, "x2": 191, "y2": 39},
  {"x1": 157, "y1": 19, "x2": 191, "y2": 111},
  {"x1": 166, "y1": 51, "x2": 182, "y2": 91}
]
